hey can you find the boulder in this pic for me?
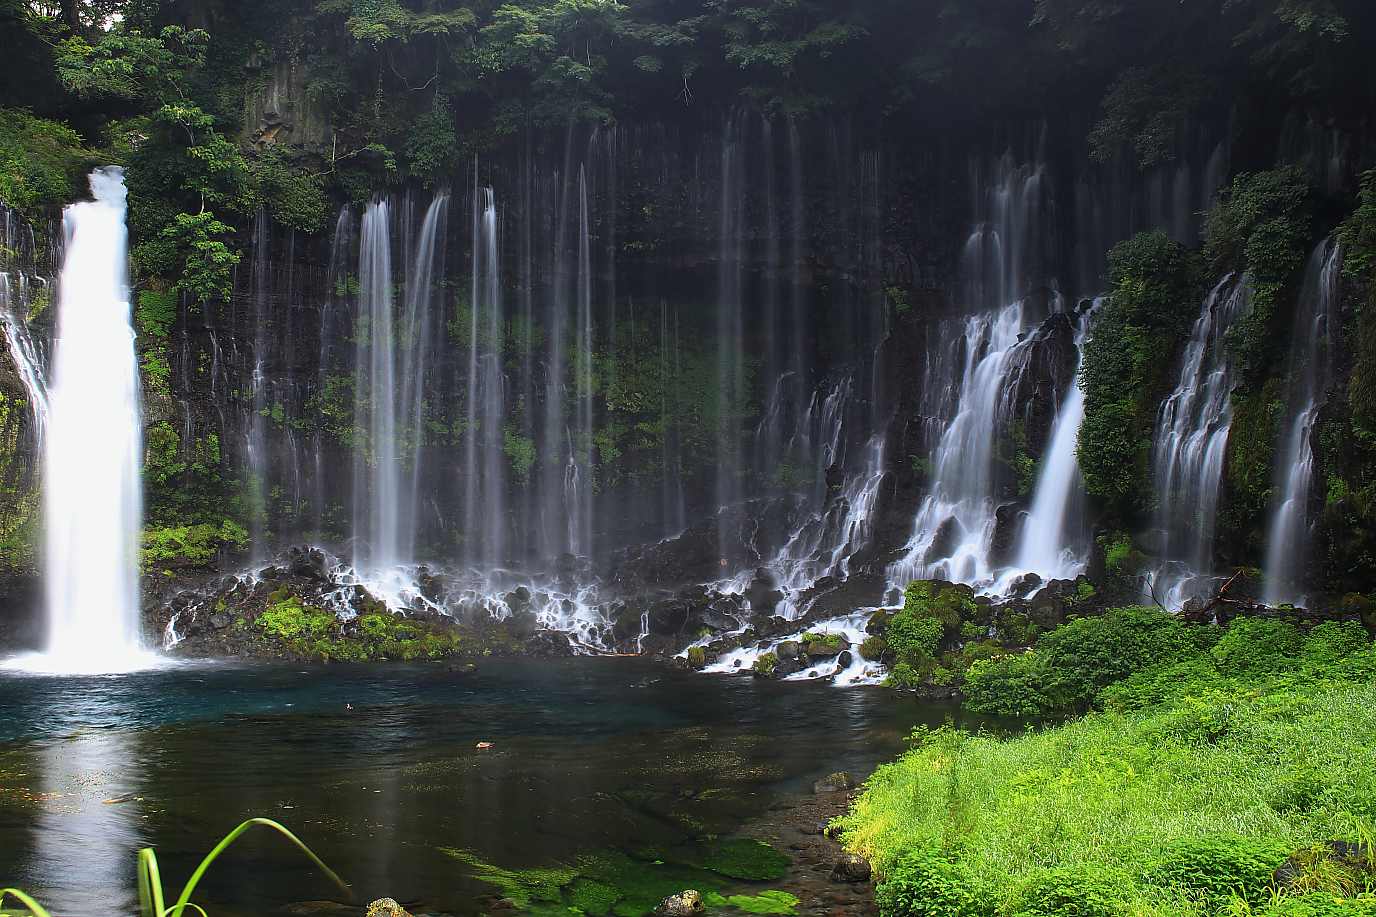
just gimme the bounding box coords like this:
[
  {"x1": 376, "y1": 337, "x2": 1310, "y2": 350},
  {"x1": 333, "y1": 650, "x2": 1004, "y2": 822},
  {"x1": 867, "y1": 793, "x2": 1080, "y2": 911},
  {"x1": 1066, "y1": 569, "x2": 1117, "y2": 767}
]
[
  {"x1": 365, "y1": 900, "x2": 413, "y2": 917},
  {"x1": 812, "y1": 772, "x2": 856, "y2": 794},
  {"x1": 777, "y1": 640, "x2": 803, "y2": 661},
  {"x1": 655, "y1": 890, "x2": 704, "y2": 916},
  {"x1": 830, "y1": 853, "x2": 872, "y2": 883}
]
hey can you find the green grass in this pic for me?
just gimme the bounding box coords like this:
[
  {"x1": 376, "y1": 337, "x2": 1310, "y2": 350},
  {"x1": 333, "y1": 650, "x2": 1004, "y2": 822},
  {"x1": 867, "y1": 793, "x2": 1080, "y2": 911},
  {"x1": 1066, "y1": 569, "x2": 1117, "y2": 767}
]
[
  {"x1": 838, "y1": 621, "x2": 1376, "y2": 916},
  {"x1": 4, "y1": 817, "x2": 347, "y2": 917}
]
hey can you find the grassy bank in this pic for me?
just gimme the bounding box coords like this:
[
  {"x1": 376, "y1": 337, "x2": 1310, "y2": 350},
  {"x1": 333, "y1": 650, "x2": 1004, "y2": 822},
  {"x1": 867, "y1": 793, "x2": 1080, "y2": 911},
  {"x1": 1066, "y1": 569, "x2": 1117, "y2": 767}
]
[{"x1": 837, "y1": 611, "x2": 1376, "y2": 916}]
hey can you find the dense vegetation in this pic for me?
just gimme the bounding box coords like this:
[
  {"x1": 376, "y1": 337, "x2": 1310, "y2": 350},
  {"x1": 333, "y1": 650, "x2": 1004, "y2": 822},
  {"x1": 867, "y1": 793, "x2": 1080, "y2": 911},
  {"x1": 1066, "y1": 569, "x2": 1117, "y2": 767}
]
[{"x1": 840, "y1": 611, "x2": 1376, "y2": 917}]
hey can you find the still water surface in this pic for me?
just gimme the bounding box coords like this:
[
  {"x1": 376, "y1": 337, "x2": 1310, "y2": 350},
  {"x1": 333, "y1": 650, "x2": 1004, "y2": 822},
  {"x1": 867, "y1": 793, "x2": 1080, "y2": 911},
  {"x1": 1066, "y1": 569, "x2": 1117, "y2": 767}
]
[{"x1": 0, "y1": 659, "x2": 956, "y2": 916}]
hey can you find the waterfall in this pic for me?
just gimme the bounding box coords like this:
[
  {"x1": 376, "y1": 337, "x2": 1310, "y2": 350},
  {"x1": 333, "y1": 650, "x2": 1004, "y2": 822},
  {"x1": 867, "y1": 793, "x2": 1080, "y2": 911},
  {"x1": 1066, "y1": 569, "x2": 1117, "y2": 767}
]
[
  {"x1": 1263, "y1": 241, "x2": 1341, "y2": 606},
  {"x1": 463, "y1": 184, "x2": 506, "y2": 571},
  {"x1": 32, "y1": 169, "x2": 149, "y2": 672},
  {"x1": 1147, "y1": 275, "x2": 1251, "y2": 608},
  {"x1": 354, "y1": 199, "x2": 398, "y2": 574},
  {"x1": 887, "y1": 303, "x2": 1028, "y2": 589},
  {"x1": 352, "y1": 193, "x2": 448, "y2": 584},
  {"x1": 716, "y1": 113, "x2": 748, "y2": 564},
  {"x1": 1004, "y1": 302, "x2": 1098, "y2": 584},
  {"x1": 568, "y1": 167, "x2": 594, "y2": 558}
]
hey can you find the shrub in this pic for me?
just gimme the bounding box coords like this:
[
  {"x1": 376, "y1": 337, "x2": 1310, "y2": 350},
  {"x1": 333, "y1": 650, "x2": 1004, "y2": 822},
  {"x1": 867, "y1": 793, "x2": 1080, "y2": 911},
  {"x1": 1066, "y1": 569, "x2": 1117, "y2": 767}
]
[
  {"x1": 1212, "y1": 619, "x2": 1304, "y2": 675},
  {"x1": 963, "y1": 652, "x2": 1055, "y2": 718},
  {"x1": 1037, "y1": 607, "x2": 1202, "y2": 710},
  {"x1": 1147, "y1": 835, "x2": 1290, "y2": 910},
  {"x1": 1100, "y1": 657, "x2": 1227, "y2": 711},
  {"x1": 1010, "y1": 867, "x2": 1129, "y2": 917},
  {"x1": 874, "y1": 850, "x2": 995, "y2": 917},
  {"x1": 1301, "y1": 622, "x2": 1370, "y2": 670},
  {"x1": 0, "y1": 108, "x2": 90, "y2": 215}
]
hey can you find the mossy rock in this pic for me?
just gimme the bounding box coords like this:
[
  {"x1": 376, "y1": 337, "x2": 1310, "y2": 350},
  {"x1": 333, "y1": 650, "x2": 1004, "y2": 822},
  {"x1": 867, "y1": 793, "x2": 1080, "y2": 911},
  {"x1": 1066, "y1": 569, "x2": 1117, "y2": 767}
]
[
  {"x1": 687, "y1": 646, "x2": 707, "y2": 669},
  {"x1": 752, "y1": 653, "x2": 778, "y2": 677},
  {"x1": 702, "y1": 890, "x2": 799, "y2": 914}
]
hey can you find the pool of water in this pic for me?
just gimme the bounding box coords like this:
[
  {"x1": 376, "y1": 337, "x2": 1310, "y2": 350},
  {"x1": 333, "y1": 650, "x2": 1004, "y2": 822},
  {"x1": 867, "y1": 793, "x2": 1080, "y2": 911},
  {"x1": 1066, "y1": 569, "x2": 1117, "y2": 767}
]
[{"x1": 0, "y1": 658, "x2": 958, "y2": 916}]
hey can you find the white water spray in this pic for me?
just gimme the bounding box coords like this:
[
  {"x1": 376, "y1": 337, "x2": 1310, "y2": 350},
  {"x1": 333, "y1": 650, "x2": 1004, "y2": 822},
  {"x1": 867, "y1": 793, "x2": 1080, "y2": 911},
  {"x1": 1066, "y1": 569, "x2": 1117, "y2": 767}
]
[{"x1": 19, "y1": 169, "x2": 152, "y2": 673}]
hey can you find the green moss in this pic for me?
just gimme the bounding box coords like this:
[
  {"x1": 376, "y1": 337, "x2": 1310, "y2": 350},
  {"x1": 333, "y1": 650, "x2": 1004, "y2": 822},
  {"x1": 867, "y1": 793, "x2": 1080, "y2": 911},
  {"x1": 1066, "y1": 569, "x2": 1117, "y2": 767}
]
[
  {"x1": 1100, "y1": 532, "x2": 1142, "y2": 576},
  {"x1": 702, "y1": 839, "x2": 789, "y2": 881},
  {"x1": 752, "y1": 653, "x2": 778, "y2": 676},
  {"x1": 567, "y1": 878, "x2": 619, "y2": 915},
  {"x1": 140, "y1": 519, "x2": 247, "y2": 571},
  {"x1": 1078, "y1": 232, "x2": 1203, "y2": 521},
  {"x1": 703, "y1": 889, "x2": 799, "y2": 914},
  {"x1": 687, "y1": 645, "x2": 707, "y2": 668}
]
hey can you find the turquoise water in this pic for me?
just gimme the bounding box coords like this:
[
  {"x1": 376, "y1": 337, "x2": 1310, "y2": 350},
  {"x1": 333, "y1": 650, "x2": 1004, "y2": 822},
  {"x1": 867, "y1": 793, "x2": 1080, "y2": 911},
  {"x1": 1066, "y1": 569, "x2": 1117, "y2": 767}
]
[{"x1": 0, "y1": 659, "x2": 957, "y2": 915}]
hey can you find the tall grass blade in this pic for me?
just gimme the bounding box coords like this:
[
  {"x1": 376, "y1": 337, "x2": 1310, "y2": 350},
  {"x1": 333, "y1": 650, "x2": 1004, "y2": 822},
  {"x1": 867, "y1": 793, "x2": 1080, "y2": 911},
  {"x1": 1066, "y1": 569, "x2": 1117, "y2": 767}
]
[
  {"x1": 165, "y1": 817, "x2": 350, "y2": 917},
  {"x1": 137, "y1": 847, "x2": 165, "y2": 917},
  {"x1": 0, "y1": 888, "x2": 53, "y2": 917}
]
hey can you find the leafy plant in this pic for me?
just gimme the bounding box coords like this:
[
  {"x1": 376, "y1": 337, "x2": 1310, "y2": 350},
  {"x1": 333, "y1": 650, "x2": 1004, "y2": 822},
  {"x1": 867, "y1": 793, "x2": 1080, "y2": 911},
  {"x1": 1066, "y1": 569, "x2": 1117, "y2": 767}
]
[{"x1": 4, "y1": 818, "x2": 348, "y2": 917}]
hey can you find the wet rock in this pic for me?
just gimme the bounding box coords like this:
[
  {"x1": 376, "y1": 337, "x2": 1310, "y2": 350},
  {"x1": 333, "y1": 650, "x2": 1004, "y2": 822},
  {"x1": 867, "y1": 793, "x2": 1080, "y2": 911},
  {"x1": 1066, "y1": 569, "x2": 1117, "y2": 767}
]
[
  {"x1": 1010, "y1": 572, "x2": 1042, "y2": 599},
  {"x1": 525, "y1": 631, "x2": 574, "y2": 657},
  {"x1": 366, "y1": 899, "x2": 413, "y2": 917},
  {"x1": 446, "y1": 662, "x2": 477, "y2": 675},
  {"x1": 835, "y1": 650, "x2": 853, "y2": 669},
  {"x1": 830, "y1": 854, "x2": 871, "y2": 883},
  {"x1": 773, "y1": 654, "x2": 807, "y2": 678},
  {"x1": 865, "y1": 610, "x2": 891, "y2": 635},
  {"x1": 923, "y1": 518, "x2": 960, "y2": 566},
  {"x1": 209, "y1": 612, "x2": 233, "y2": 631},
  {"x1": 655, "y1": 890, "x2": 704, "y2": 916},
  {"x1": 777, "y1": 640, "x2": 803, "y2": 661},
  {"x1": 812, "y1": 772, "x2": 856, "y2": 794},
  {"x1": 990, "y1": 504, "x2": 1022, "y2": 566}
]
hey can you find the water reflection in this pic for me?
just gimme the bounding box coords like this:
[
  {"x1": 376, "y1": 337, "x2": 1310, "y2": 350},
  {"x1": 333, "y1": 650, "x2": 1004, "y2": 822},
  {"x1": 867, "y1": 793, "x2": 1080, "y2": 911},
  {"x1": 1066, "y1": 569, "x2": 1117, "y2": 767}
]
[
  {"x1": 0, "y1": 660, "x2": 968, "y2": 914},
  {"x1": 17, "y1": 727, "x2": 147, "y2": 914}
]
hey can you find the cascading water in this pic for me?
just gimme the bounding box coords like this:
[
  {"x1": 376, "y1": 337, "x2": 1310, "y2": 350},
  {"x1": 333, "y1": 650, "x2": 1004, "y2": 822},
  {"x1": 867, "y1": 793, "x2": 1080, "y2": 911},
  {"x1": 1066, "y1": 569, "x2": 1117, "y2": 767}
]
[
  {"x1": 463, "y1": 184, "x2": 506, "y2": 571},
  {"x1": 1147, "y1": 275, "x2": 1251, "y2": 608},
  {"x1": 24, "y1": 169, "x2": 151, "y2": 673},
  {"x1": 887, "y1": 303, "x2": 1028, "y2": 589},
  {"x1": 1263, "y1": 240, "x2": 1341, "y2": 606},
  {"x1": 998, "y1": 302, "x2": 1098, "y2": 588},
  {"x1": 352, "y1": 193, "x2": 448, "y2": 595}
]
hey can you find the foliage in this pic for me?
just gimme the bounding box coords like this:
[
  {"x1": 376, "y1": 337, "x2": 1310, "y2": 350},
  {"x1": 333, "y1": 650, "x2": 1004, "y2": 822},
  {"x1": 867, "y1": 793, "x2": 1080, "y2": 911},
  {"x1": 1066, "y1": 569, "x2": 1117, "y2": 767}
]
[
  {"x1": 1340, "y1": 171, "x2": 1376, "y2": 283},
  {"x1": 841, "y1": 626, "x2": 1376, "y2": 917},
  {"x1": 1204, "y1": 169, "x2": 1313, "y2": 389},
  {"x1": 0, "y1": 109, "x2": 88, "y2": 215},
  {"x1": 963, "y1": 651, "x2": 1056, "y2": 719},
  {"x1": 873, "y1": 850, "x2": 996, "y2": 917},
  {"x1": 55, "y1": 25, "x2": 206, "y2": 100},
  {"x1": 965, "y1": 607, "x2": 1204, "y2": 717},
  {"x1": 5, "y1": 818, "x2": 345, "y2": 917},
  {"x1": 158, "y1": 211, "x2": 241, "y2": 305},
  {"x1": 1078, "y1": 232, "x2": 1203, "y2": 519},
  {"x1": 1010, "y1": 867, "x2": 1129, "y2": 917},
  {"x1": 884, "y1": 581, "x2": 976, "y2": 686},
  {"x1": 135, "y1": 288, "x2": 177, "y2": 339},
  {"x1": 1147, "y1": 835, "x2": 1291, "y2": 910},
  {"x1": 141, "y1": 519, "x2": 247, "y2": 571},
  {"x1": 249, "y1": 148, "x2": 331, "y2": 233},
  {"x1": 1211, "y1": 618, "x2": 1304, "y2": 675},
  {"x1": 1089, "y1": 65, "x2": 1207, "y2": 168}
]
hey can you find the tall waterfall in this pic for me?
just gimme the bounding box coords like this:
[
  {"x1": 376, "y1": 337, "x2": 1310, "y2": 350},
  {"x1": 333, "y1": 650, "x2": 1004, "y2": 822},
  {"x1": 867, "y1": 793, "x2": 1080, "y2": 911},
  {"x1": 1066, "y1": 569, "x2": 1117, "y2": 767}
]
[
  {"x1": 463, "y1": 185, "x2": 506, "y2": 571},
  {"x1": 1005, "y1": 302, "x2": 1097, "y2": 584},
  {"x1": 1263, "y1": 241, "x2": 1341, "y2": 606},
  {"x1": 352, "y1": 193, "x2": 449, "y2": 582},
  {"x1": 887, "y1": 303, "x2": 1028, "y2": 588},
  {"x1": 1148, "y1": 275, "x2": 1250, "y2": 608},
  {"x1": 39, "y1": 169, "x2": 149, "y2": 672}
]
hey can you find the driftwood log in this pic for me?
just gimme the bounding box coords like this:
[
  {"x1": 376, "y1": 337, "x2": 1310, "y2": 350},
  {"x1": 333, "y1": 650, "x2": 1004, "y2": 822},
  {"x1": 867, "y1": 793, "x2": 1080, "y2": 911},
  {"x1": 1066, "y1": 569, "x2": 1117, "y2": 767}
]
[{"x1": 1175, "y1": 571, "x2": 1363, "y2": 625}]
